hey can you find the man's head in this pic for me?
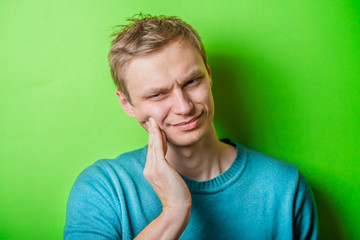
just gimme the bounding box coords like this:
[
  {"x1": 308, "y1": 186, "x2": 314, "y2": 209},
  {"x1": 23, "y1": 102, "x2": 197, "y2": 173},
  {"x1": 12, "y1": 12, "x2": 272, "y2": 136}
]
[
  {"x1": 109, "y1": 14, "x2": 215, "y2": 147},
  {"x1": 108, "y1": 14, "x2": 208, "y2": 104}
]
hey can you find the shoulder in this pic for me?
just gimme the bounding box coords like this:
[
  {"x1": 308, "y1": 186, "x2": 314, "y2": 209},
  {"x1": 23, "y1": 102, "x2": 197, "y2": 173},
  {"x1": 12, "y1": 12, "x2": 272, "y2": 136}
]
[
  {"x1": 68, "y1": 145, "x2": 149, "y2": 203},
  {"x1": 231, "y1": 140, "x2": 303, "y2": 194},
  {"x1": 69, "y1": 146, "x2": 149, "y2": 200},
  {"x1": 78, "y1": 145, "x2": 148, "y2": 182},
  {"x1": 227, "y1": 140, "x2": 318, "y2": 238},
  {"x1": 64, "y1": 145, "x2": 149, "y2": 239},
  {"x1": 246, "y1": 147, "x2": 299, "y2": 177},
  {"x1": 240, "y1": 143, "x2": 313, "y2": 207}
]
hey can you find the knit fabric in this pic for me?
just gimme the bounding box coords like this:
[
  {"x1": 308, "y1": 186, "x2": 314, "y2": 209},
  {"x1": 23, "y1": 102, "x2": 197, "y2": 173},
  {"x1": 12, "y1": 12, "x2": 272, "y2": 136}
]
[{"x1": 64, "y1": 139, "x2": 318, "y2": 239}]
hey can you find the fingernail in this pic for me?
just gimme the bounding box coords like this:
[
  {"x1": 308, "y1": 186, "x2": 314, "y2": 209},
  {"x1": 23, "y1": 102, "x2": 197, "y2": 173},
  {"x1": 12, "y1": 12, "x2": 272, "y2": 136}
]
[{"x1": 149, "y1": 117, "x2": 155, "y2": 126}]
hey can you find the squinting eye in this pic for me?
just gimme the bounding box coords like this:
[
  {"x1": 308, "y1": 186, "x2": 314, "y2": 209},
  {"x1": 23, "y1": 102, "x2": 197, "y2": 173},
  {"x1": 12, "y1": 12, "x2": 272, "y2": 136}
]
[
  {"x1": 150, "y1": 93, "x2": 161, "y2": 98},
  {"x1": 147, "y1": 92, "x2": 165, "y2": 100},
  {"x1": 185, "y1": 78, "x2": 200, "y2": 86}
]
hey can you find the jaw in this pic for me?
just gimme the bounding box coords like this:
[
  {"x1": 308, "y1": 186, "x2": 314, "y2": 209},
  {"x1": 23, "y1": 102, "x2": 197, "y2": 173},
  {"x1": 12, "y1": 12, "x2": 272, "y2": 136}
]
[
  {"x1": 166, "y1": 119, "x2": 216, "y2": 149},
  {"x1": 165, "y1": 122, "x2": 218, "y2": 161}
]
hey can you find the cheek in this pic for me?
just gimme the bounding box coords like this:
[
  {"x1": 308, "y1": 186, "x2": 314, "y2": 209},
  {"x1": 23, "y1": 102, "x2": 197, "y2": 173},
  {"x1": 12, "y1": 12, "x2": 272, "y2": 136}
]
[
  {"x1": 135, "y1": 104, "x2": 169, "y2": 129},
  {"x1": 192, "y1": 87, "x2": 215, "y2": 118},
  {"x1": 193, "y1": 86, "x2": 213, "y2": 106}
]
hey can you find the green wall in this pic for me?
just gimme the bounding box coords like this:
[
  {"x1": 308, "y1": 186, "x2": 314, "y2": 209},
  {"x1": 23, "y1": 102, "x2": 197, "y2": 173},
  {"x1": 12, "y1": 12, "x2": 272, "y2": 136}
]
[{"x1": 1, "y1": 0, "x2": 359, "y2": 239}]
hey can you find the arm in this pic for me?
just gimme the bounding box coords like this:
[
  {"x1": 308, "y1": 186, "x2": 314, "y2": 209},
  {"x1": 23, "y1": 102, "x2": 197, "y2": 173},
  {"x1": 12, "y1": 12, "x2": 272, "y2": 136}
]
[
  {"x1": 134, "y1": 117, "x2": 192, "y2": 240},
  {"x1": 293, "y1": 173, "x2": 319, "y2": 240}
]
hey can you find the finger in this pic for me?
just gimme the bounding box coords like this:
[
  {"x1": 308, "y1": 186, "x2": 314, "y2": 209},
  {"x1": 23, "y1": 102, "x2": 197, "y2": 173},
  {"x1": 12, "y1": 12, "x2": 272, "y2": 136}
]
[
  {"x1": 149, "y1": 117, "x2": 165, "y2": 157},
  {"x1": 161, "y1": 130, "x2": 168, "y2": 154},
  {"x1": 149, "y1": 117, "x2": 164, "y2": 146},
  {"x1": 147, "y1": 122, "x2": 153, "y2": 150},
  {"x1": 145, "y1": 120, "x2": 151, "y2": 132}
]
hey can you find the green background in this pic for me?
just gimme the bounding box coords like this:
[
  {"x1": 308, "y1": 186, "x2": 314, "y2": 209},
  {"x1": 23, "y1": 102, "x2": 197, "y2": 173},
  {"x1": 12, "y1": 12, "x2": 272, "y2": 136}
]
[{"x1": 1, "y1": 0, "x2": 359, "y2": 239}]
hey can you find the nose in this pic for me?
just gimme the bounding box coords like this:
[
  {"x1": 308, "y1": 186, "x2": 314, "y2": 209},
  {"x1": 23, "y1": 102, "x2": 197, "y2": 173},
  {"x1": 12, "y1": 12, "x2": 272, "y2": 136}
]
[{"x1": 171, "y1": 89, "x2": 193, "y2": 115}]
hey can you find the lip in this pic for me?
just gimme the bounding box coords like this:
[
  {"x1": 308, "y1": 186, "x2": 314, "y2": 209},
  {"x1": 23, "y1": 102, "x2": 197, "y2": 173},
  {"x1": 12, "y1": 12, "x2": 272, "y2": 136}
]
[{"x1": 172, "y1": 114, "x2": 202, "y2": 131}]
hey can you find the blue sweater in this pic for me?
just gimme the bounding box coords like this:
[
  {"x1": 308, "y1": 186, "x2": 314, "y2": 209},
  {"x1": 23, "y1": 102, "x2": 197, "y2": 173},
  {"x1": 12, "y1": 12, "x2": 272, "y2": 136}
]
[{"x1": 64, "y1": 139, "x2": 318, "y2": 239}]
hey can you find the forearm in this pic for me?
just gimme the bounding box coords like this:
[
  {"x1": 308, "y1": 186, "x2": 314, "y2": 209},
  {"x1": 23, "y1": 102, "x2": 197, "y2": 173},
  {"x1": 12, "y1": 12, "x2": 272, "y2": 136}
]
[{"x1": 134, "y1": 205, "x2": 191, "y2": 240}]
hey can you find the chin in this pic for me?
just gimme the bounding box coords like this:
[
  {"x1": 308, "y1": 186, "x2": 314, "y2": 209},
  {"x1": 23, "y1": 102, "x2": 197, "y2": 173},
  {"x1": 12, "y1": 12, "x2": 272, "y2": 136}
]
[
  {"x1": 166, "y1": 128, "x2": 207, "y2": 147},
  {"x1": 165, "y1": 111, "x2": 214, "y2": 147}
]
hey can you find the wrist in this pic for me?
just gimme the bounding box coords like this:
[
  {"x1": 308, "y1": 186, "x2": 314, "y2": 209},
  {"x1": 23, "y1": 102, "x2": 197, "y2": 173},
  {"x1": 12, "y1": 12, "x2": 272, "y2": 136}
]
[
  {"x1": 161, "y1": 204, "x2": 192, "y2": 235},
  {"x1": 163, "y1": 202, "x2": 192, "y2": 218}
]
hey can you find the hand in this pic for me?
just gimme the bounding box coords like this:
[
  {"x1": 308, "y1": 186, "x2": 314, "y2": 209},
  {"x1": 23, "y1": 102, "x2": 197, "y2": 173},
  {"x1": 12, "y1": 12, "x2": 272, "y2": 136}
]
[
  {"x1": 144, "y1": 117, "x2": 192, "y2": 212},
  {"x1": 134, "y1": 117, "x2": 192, "y2": 239}
]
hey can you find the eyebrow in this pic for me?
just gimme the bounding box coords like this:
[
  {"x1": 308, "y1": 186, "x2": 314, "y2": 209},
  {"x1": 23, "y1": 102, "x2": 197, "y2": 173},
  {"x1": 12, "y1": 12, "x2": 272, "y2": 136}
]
[{"x1": 181, "y1": 68, "x2": 203, "y2": 82}]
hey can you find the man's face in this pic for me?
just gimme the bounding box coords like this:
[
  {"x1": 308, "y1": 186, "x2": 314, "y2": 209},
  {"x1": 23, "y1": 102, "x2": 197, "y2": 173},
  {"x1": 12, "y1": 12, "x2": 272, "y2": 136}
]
[{"x1": 117, "y1": 39, "x2": 214, "y2": 147}]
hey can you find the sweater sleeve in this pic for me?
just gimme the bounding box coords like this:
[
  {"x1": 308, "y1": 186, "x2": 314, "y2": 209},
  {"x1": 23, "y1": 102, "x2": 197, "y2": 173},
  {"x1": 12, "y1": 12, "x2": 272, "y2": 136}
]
[
  {"x1": 64, "y1": 163, "x2": 122, "y2": 240},
  {"x1": 293, "y1": 173, "x2": 319, "y2": 240}
]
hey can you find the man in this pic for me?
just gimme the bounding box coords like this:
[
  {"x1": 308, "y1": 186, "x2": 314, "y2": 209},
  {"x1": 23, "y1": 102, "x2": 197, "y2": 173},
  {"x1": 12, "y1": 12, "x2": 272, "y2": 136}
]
[{"x1": 64, "y1": 15, "x2": 318, "y2": 239}]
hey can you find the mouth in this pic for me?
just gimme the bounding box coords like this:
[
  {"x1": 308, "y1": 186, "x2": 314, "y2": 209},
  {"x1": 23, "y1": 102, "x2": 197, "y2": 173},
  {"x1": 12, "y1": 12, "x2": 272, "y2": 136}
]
[{"x1": 172, "y1": 113, "x2": 202, "y2": 131}]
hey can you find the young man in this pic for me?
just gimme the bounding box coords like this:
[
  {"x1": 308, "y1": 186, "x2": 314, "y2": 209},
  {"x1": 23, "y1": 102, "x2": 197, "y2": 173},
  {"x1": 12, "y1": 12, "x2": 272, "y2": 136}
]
[{"x1": 64, "y1": 15, "x2": 318, "y2": 239}]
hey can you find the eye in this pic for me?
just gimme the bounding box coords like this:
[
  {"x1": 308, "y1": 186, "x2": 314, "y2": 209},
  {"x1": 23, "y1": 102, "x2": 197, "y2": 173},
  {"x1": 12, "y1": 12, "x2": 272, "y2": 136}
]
[
  {"x1": 147, "y1": 92, "x2": 167, "y2": 101},
  {"x1": 185, "y1": 77, "x2": 201, "y2": 87},
  {"x1": 149, "y1": 93, "x2": 162, "y2": 99}
]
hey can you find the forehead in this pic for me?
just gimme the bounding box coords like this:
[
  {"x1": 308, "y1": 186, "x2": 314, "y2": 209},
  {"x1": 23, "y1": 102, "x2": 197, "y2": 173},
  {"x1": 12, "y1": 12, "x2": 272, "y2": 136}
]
[{"x1": 124, "y1": 39, "x2": 206, "y2": 90}]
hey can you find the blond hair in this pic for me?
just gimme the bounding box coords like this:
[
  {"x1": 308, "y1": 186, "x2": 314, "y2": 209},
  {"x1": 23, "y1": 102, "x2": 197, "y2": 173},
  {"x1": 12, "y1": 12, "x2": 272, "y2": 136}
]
[{"x1": 108, "y1": 14, "x2": 207, "y2": 102}]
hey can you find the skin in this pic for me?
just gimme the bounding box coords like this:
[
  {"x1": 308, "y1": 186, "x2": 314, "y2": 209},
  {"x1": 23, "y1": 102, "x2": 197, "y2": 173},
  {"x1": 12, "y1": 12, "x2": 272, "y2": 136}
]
[
  {"x1": 116, "y1": 39, "x2": 236, "y2": 239},
  {"x1": 118, "y1": 39, "x2": 214, "y2": 148}
]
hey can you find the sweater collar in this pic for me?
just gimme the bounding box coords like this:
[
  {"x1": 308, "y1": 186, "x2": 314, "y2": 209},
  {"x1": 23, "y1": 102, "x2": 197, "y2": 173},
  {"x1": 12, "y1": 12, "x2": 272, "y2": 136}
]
[{"x1": 181, "y1": 139, "x2": 247, "y2": 194}]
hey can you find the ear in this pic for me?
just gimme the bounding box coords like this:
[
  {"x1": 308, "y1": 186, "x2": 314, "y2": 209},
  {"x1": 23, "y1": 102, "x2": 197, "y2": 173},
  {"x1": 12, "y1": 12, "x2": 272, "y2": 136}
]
[
  {"x1": 116, "y1": 89, "x2": 136, "y2": 118},
  {"x1": 207, "y1": 64, "x2": 213, "y2": 87}
]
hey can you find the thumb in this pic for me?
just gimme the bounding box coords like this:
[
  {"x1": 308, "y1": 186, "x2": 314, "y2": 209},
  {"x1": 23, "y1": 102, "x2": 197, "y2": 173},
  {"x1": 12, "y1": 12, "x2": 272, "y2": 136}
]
[{"x1": 161, "y1": 130, "x2": 168, "y2": 154}]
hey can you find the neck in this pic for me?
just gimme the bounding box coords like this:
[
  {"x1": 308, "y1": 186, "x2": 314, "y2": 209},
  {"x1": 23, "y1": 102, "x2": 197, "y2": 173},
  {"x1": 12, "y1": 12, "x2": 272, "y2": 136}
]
[{"x1": 165, "y1": 124, "x2": 236, "y2": 181}]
